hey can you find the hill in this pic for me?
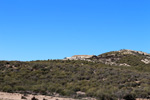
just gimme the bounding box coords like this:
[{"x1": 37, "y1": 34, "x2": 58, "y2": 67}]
[
  {"x1": 0, "y1": 50, "x2": 150, "y2": 100},
  {"x1": 91, "y1": 49, "x2": 150, "y2": 66}
]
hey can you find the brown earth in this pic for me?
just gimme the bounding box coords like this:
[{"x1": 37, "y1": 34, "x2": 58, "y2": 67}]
[{"x1": 0, "y1": 92, "x2": 95, "y2": 100}]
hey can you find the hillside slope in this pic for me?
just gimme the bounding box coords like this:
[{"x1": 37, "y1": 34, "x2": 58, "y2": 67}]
[
  {"x1": 90, "y1": 49, "x2": 150, "y2": 66},
  {"x1": 0, "y1": 59, "x2": 150, "y2": 100},
  {"x1": 0, "y1": 50, "x2": 150, "y2": 100}
]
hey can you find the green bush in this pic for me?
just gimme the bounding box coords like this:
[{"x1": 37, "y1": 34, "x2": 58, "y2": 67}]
[{"x1": 0, "y1": 60, "x2": 150, "y2": 99}]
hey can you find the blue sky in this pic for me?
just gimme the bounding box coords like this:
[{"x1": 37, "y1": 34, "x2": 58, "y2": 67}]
[{"x1": 0, "y1": 0, "x2": 150, "y2": 61}]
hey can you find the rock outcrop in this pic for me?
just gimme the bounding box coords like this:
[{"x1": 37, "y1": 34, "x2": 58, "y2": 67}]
[{"x1": 64, "y1": 55, "x2": 94, "y2": 61}]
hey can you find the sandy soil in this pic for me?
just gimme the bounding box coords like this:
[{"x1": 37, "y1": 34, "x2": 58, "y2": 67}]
[
  {"x1": 0, "y1": 92, "x2": 150, "y2": 100},
  {"x1": 0, "y1": 92, "x2": 96, "y2": 100}
]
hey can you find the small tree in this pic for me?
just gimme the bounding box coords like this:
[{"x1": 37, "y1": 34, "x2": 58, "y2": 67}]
[
  {"x1": 123, "y1": 94, "x2": 135, "y2": 100},
  {"x1": 31, "y1": 97, "x2": 38, "y2": 100}
]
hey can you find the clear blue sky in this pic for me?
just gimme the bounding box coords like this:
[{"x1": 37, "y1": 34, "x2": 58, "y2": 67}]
[{"x1": 0, "y1": 0, "x2": 150, "y2": 61}]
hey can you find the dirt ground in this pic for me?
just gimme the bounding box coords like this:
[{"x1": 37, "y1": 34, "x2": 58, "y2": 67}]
[
  {"x1": 1, "y1": 92, "x2": 149, "y2": 100},
  {"x1": 0, "y1": 92, "x2": 95, "y2": 100}
]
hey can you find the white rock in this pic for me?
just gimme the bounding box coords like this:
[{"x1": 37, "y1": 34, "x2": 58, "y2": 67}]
[{"x1": 141, "y1": 59, "x2": 150, "y2": 64}]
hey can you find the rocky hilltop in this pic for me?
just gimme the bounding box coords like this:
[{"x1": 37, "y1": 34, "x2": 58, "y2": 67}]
[
  {"x1": 65, "y1": 49, "x2": 150, "y2": 66},
  {"x1": 92, "y1": 49, "x2": 150, "y2": 66},
  {"x1": 64, "y1": 55, "x2": 94, "y2": 61}
]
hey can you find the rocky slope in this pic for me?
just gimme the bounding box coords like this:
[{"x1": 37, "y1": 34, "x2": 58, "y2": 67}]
[
  {"x1": 92, "y1": 49, "x2": 150, "y2": 66},
  {"x1": 66, "y1": 49, "x2": 150, "y2": 66}
]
